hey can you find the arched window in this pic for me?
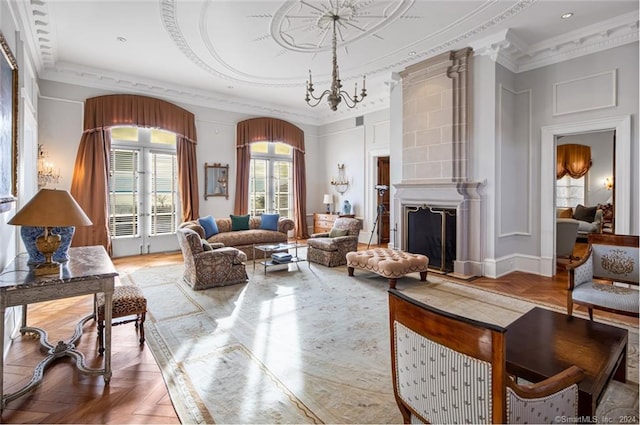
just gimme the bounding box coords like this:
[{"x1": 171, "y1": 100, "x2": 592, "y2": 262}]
[
  {"x1": 71, "y1": 94, "x2": 198, "y2": 253},
  {"x1": 249, "y1": 142, "x2": 293, "y2": 217},
  {"x1": 235, "y1": 118, "x2": 308, "y2": 239}
]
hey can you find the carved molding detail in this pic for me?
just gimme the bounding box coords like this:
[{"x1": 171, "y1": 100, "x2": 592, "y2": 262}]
[{"x1": 473, "y1": 12, "x2": 639, "y2": 73}]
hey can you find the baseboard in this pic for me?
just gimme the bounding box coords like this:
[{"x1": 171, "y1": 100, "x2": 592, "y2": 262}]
[{"x1": 484, "y1": 254, "x2": 549, "y2": 278}]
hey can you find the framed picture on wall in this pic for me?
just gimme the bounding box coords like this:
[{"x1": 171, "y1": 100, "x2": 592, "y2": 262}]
[{"x1": 0, "y1": 32, "x2": 18, "y2": 212}]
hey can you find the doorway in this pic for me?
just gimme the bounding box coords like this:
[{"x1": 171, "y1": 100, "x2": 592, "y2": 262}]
[
  {"x1": 540, "y1": 115, "x2": 631, "y2": 277},
  {"x1": 377, "y1": 156, "x2": 390, "y2": 244}
]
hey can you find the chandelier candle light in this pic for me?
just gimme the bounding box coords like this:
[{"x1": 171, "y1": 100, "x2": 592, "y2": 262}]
[{"x1": 305, "y1": 10, "x2": 367, "y2": 111}]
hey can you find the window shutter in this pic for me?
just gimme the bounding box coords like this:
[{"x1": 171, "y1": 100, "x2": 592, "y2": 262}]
[
  {"x1": 150, "y1": 151, "x2": 177, "y2": 235},
  {"x1": 109, "y1": 149, "x2": 139, "y2": 237}
]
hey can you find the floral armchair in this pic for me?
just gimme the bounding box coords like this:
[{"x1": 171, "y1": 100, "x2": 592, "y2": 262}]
[
  {"x1": 306, "y1": 217, "x2": 362, "y2": 267},
  {"x1": 176, "y1": 228, "x2": 248, "y2": 290},
  {"x1": 389, "y1": 289, "x2": 584, "y2": 424}
]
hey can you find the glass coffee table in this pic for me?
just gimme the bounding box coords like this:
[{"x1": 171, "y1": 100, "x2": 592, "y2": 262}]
[{"x1": 252, "y1": 242, "x2": 307, "y2": 274}]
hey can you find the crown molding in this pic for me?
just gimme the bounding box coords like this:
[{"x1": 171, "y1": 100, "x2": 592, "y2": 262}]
[
  {"x1": 473, "y1": 12, "x2": 639, "y2": 73},
  {"x1": 38, "y1": 63, "x2": 389, "y2": 126}
]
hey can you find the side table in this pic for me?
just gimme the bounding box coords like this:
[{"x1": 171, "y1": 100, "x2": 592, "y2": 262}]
[{"x1": 0, "y1": 245, "x2": 117, "y2": 411}]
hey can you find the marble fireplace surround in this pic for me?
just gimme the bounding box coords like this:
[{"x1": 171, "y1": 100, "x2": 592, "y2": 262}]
[{"x1": 394, "y1": 48, "x2": 484, "y2": 277}]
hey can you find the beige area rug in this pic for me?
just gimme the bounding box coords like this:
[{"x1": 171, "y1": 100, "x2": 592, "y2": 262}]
[{"x1": 121, "y1": 256, "x2": 639, "y2": 424}]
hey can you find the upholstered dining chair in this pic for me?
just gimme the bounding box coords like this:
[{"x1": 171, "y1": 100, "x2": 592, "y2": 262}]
[
  {"x1": 307, "y1": 217, "x2": 362, "y2": 267},
  {"x1": 567, "y1": 233, "x2": 639, "y2": 320},
  {"x1": 556, "y1": 218, "x2": 580, "y2": 262},
  {"x1": 389, "y1": 289, "x2": 584, "y2": 424}
]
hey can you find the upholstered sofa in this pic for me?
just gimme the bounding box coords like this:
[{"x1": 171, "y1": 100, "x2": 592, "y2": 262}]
[
  {"x1": 179, "y1": 215, "x2": 294, "y2": 260},
  {"x1": 176, "y1": 228, "x2": 248, "y2": 290},
  {"x1": 557, "y1": 204, "x2": 603, "y2": 238}
]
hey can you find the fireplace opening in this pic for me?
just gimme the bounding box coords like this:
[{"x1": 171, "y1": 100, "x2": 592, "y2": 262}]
[{"x1": 406, "y1": 206, "x2": 457, "y2": 272}]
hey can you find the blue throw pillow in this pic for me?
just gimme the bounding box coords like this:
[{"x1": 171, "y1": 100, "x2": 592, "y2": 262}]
[
  {"x1": 260, "y1": 213, "x2": 280, "y2": 231},
  {"x1": 230, "y1": 214, "x2": 250, "y2": 231},
  {"x1": 198, "y1": 215, "x2": 219, "y2": 238}
]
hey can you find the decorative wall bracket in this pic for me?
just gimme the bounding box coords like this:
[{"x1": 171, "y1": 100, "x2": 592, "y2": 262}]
[{"x1": 330, "y1": 163, "x2": 349, "y2": 195}]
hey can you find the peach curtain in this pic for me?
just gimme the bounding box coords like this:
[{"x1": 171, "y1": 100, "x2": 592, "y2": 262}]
[
  {"x1": 235, "y1": 117, "x2": 309, "y2": 239},
  {"x1": 557, "y1": 144, "x2": 592, "y2": 179},
  {"x1": 71, "y1": 94, "x2": 199, "y2": 253}
]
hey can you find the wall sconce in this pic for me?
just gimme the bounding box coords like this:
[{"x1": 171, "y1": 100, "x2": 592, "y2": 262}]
[
  {"x1": 603, "y1": 177, "x2": 613, "y2": 190},
  {"x1": 38, "y1": 144, "x2": 61, "y2": 189},
  {"x1": 330, "y1": 163, "x2": 349, "y2": 195}
]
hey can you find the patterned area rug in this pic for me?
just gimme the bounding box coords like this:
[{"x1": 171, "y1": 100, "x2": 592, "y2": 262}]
[{"x1": 121, "y1": 256, "x2": 639, "y2": 424}]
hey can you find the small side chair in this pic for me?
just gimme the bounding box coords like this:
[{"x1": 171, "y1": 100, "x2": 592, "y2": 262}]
[{"x1": 96, "y1": 285, "x2": 147, "y2": 355}]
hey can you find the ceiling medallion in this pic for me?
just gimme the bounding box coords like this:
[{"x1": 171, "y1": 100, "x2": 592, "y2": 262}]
[{"x1": 304, "y1": 4, "x2": 366, "y2": 111}]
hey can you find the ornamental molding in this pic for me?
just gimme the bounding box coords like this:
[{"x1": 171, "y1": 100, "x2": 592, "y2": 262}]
[
  {"x1": 38, "y1": 63, "x2": 389, "y2": 126},
  {"x1": 473, "y1": 11, "x2": 639, "y2": 73}
]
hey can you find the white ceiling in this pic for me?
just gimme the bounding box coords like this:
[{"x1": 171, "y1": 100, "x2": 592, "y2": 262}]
[{"x1": 18, "y1": 0, "x2": 639, "y2": 125}]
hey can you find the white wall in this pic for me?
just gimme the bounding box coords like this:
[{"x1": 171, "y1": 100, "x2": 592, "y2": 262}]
[
  {"x1": 315, "y1": 108, "x2": 390, "y2": 244},
  {"x1": 478, "y1": 42, "x2": 638, "y2": 277},
  {"x1": 519, "y1": 42, "x2": 638, "y2": 236}
]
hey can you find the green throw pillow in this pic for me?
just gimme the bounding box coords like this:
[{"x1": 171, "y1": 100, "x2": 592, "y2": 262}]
[
  {"x1": 230, "y1": 214, "x2": 250, "y2": 231},
  {"x1": 329, "y1": 228, "x2": 349, "y2": 238}
]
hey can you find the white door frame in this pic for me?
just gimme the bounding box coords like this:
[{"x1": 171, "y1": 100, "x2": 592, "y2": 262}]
[{"x1": 540, "y1": 115, "x2": 631, "y2": 276}]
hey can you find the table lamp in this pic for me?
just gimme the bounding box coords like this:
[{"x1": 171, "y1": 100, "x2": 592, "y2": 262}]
[
  {"x1": 322, "y1": 194, "x2": 333, "y2": 214},
  {"x1": 8, "y1": 189, "x2": 92, "y2": 276}
]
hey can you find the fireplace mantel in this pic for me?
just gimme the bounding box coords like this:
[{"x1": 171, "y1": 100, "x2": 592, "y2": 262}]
[{"x1": 393, "y1": 181, "x2": 485, "y2": 278}]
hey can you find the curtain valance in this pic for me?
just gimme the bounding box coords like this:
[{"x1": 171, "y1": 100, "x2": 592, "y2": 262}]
[
  {"x1": 82, "y1": 94, "x2": 197, "y2": 144},
  {"x1": 557, "y1": 144, "x2": 592, "y2": 179},
  {"x1": 71, "y1": 94, "x2": 199, "y2": 253},
  {"x1": 236, "y1": 117, "x2": 304, "y2": 153}
]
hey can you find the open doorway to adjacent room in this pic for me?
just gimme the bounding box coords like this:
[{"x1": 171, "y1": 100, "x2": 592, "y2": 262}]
[{"x1": 376, "y1": 156, "x2": 390, "y2": 245}]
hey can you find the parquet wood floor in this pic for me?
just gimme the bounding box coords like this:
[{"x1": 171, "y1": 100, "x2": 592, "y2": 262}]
[{"x1": 1, "y1": 244, "x2": 636, "y2": 423}]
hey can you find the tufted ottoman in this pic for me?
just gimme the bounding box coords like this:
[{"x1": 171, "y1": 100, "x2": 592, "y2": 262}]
[{"x1": 346, "y1": 248, "x2": 429, "y2": 289}]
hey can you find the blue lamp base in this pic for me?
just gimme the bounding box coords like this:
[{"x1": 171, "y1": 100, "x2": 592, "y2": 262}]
[{"x1": 21, "y1": 226, "x2": 76, "y2": 265}]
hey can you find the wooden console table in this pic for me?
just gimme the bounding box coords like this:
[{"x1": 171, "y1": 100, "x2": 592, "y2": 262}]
[{"x1": 0, "y1": 245, "x2": 117, "y2": 411}]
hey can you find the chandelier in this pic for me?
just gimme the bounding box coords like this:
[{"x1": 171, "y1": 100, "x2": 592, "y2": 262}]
[{"x1": 305, "y1": 12, "x2": 367, "y2": 111}]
